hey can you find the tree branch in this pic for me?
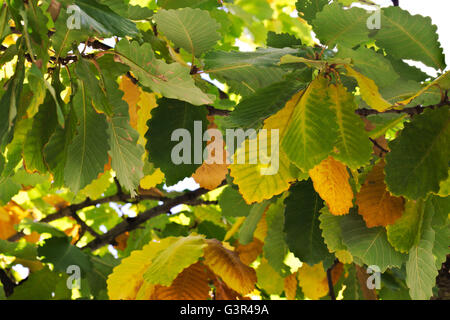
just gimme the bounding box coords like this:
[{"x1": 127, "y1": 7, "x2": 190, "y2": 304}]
[
  {"x1": 82, "y1": 183, "x2": 225, "y2": 251},
  {"x1": 326, "y1": 260, "x2": 339, "y2": 300}
]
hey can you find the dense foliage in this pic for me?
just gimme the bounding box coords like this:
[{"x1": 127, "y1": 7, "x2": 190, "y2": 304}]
[{"x1": 0, "y1": 0, "x2": 448, "y2": 300}]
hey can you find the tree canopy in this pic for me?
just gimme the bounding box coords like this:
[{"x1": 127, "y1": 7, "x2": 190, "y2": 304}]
[{"x1": 0, "y1": 0, "x2": 448, "y2": 300}]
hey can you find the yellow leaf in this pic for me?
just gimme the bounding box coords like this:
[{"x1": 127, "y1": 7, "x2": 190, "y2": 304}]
[
  {"x1": 203, "y1": 239, "x2": 257, "y2": 295},
  {"x1": 119, "y1": 76, "x2": 141, "y2": 130},
  {"x1": 107, "y1": 239, "x2": 173, "y2": 300},
  {"x1": 193, "y1": 117, "x2": 229, "y2": 190},
  {"x1": 229, "y1": 92, "x2": 302, "y2": 204},
  {"x1": 297, "y1": 262, "x2": 329, "y2": 300},
  {"x1": 284, "y1": 272, "x2": 298, "y2": 300},
  {"x1": 235, "y1": 238, "x2": 263, "y2": 265},
  {"x1": 137, "y1": 91, "x2": 158, "y2": 147},
  {"x1": 356, "y1": 160, "x2": 404, "y2": 227},
  {"x1": 80, "y1": 170, "x2": 113, "y2": 200},
  {"x1": 0, "y1": 202, "x2": 32, "y2": 240},
  {"x1": 309, "y1": 156, "x2": 353, "y2": 216},
  {"x1": 345, "y1": 66, "x2": 391, "y2": 112},
  {"x1": 151, "y1": 262, "x2": 211, "y2": 300},
  {"x1": 140, "y1": 169, "x2": 165, "y2": 189}
]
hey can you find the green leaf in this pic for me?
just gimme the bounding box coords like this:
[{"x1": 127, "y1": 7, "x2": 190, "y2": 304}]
[
  {"x1": 204, "y1": 49, "x2": 291, "y2": 97},
  {"x1": 387, "y1": 200, "x2": 425, "y2": 253},
  {"x1": 71, "y1": 0, "x2": 138, "y2": 37},
  {"x1": 143, "y1": 235, "x2": 206, "y2": 286},
  {"x1": 145, "y1": 98, "x2": 208, "y2": 186},
  {"x1": 158, "y1": 0, "x2": 218, "y2": 10},
  {"x1": 263, "y1": 198, "x2": 290, "y2": 276},
  {"x1": 218, "y1": 186, "x2": 252, "y2": 217},
  {"x1": 64, "y1": 82, "x2": 110, "y2": 194},
  {"x1": 0, "y1": 239, "x2": 37, "y2": 260},
  {"x1": 2, "y1": 118, "x2": 31, "y2": 177},
  {"x1": 239, "y1": 201, "x2": 268, "y2": 245},
  {"x1": 329, "y1": 82, "x2": 372, "y2": 169},
  {"x1": 43, "y1": 110, "x2": 77, "y2": 188},
  {"x1": 153, "y1": 8, "x2": 221, "y2": 56},
  {"x1": 266, "y1": 31, "x2": 302, "y2": 48},
  {"x1": 342, "y1": 264, "x2": 364, "y2": 300},
  {"x1": 319, "y1": 207, "x2": 347, "y2": 253},
  {"x1": 385, "y1": 106, "x2": 450, "y2": 200},
  {"x1": 284, "y1": 180, "x2": 333, "y2": 265},
  {"x1": 0, "y1": 53, "x2": 24, "y2": 148},
  {"x1": 282, "y1": 75, "x2": 338, "y2": 171},
  {"x1": 38, "y1": 237, "x2": 92, "y2": 273},
  {"x1": 340, "y1": 211, "x2": 406, "y2": 272},
  {"x1": 0, "y1": 177, "x2": 21, "y2": 205},
  {"x1": 406, "y1": 209, "x2": 438, "y2": 300},
  {"x1": 374, "y1": 7, "x2": 446, "y2": 70},
  {"x1": 18, "y1": 218, "x2": 68, "y2": 238},
  {"x1": 296, "y1": 0, "x2": 329, "y2": 24},
  {"x1": 433, "y1": 224, "x2": 450, "y2": 270},
  {"x1": 312, "y1": 3, "x2": 370, "y2": 48},
  {"x1": 336, "y1": 46, "x2": 399, "y2": 88},
  {"x1": 8, "y1": 268, "x2": 65, "y2": 300},
  {"x1": 429, "y1": 195, "x2": 450, "y2": 227},
  {"x1": 74, "y1": 58, "x2": 112, "y2": 115},
  {"x1": 229, "y1": 80, "x2": 306, "y2": 129},
  {"x1": 103, "y1": 77, "x2": 144, "y2": 196},
  {"x1": 23, "y1": 94, "x2": 58, "y2": 173},
  {"x1": 51, "y1": 9, "x2": 87, "y2": 60},
  {"x1": 115, "y1": 39, "x2": 212, "y2": 105}
]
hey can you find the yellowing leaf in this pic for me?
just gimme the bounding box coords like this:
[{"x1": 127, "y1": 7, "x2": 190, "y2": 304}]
[
  {"x1": 137, "y1": 90, "x2": 158, "y2": 147},
  {"x1": 309, "y1": 156, "x2": 353, "y2": 216},
  {"x1": 119, "y1": 75, "x2": 141, "y2": 130},
  {"x1": 80, "y1": 170, "x2": 113, "y2": 200},
  {"x1": 335, "y1": 250, "x2": 353, "y2": 264},
  {"x1": 224, "y1": 217, "x2": 246, "y2": 241},
  {"x1": 43, "y1": 195, "x2": 69, "y2": 210},
  {"x1": 284, "y1": 272, "x2": 298, "y2": 300},
  {"x1": 143, "y1": 235, "x2": 206, "y2": 286},
  {"x1": 107, "y1": 239, "x2": 172, "y2": 300},
  {"x1": 193, "y1": 117, "x2": 229, "y2": 190},
  {"x1": 0, "y1": 202, "x2": 36, "y2": 241},
  {"x1": 235, "y1": 238, "x2": 263, "y2": 265},
  {"x1": 345, "y1": 66, "x2": 391, "y2": 112},
  {"x1": 229, "y1": 92, "x2": 301, "y2": 204},
  {"x1": 253, "y1": 212, "x2": 268, "y2": 242},
  {"x1": 140, "y1": 169, "x2": 165, "y2": 189},
  {"x1": 203, "y1": 239, "x2": 257, "y2": 295},
  {"x1": 256, "y1": 259, "x2": 284, "y2": 296},
  {"x1": 151, "y1": 262, "x2": 211, "y2": 300},
  {"x1": 297, "y1": 262, "x2": 329, "y2": 300},
  {"x1": 356, "y1": 160, "x2": 404, "y2": 227}
]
